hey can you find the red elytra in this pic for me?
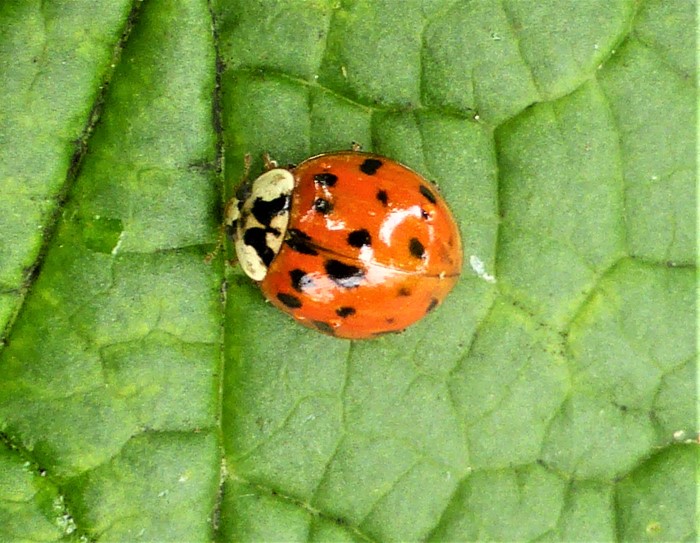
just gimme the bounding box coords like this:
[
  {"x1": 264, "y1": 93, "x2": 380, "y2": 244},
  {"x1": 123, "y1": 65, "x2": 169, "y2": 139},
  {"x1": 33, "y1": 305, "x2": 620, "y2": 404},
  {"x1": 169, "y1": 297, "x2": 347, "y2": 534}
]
[{"x1": 253, "y1": 151, "x2": 462, "y2": 339}]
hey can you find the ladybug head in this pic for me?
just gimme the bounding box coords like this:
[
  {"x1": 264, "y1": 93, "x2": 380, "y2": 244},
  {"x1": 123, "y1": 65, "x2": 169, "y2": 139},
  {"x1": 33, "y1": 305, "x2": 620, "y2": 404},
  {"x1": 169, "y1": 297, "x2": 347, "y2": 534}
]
[{"x1": 226, "y1": 168, "x2": 294, "y2": 281}]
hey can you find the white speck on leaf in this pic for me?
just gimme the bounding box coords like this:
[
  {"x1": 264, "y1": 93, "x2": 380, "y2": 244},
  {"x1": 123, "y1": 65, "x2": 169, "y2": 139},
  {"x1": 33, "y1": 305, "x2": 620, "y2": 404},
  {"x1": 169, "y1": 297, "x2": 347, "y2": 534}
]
[
  {"x1": 469, "y1": 255, "x2": 496, "y2": 283},
  {"x1": 111, "y1": 230, "x2": 125, "y2": 255}
]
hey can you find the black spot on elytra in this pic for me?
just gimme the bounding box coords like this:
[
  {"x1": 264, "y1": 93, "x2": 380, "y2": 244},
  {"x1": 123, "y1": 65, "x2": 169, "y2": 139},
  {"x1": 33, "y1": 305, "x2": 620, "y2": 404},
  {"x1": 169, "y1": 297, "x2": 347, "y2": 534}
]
[
  {"x1": 426, "y1": 298, "x2": 439, "y2": 313},
  {"x1": 386, "y1": 317, "x2": 396, "y2": 324},
  {"x1": 409, "y1": 238, "x2": 425, "y2": 259},
  {"x1": 347, "y1": 229, "x2": 371, "y2": 248},
  {"x1": 376, "y1": 189, "x2": 388, "y2": 206},
  {"x1": 314, "y1": 173, "x2": 338, "y2": 187},
  {"x1": 251, "y1": 194, "x2": 290, "y2": 226},
  {"x1": 397, "y1": 287, "x2": 412, "y2": 297},
  {"x1": 289, "y1": 269, "x2": 313, "y2": 292},
  {"x1": 336, "y1": 306, "x2": 356, "y2": 318},
  {"x1": 286, "y1": 229, "x2": 318, "y2": 255},
  {"x1": 312, "y1": 320, "x2": 336, "y2": 335},
  {"x1": 325, "y1": 259, "x2": 365, "y2": 288},
  {"x1": 313, "y1": 198, "x2": 333, "y2": 214},
  {"x1": 277, "y1": 292, "x2": 302, "y2": 309},
  {"x1": 243, "y1": 228, "x2": 275, "y2": 267},
  {"x1": 419, "y1": 185, "x2": 437, "y2": 204},
  {"x1": 360, "y1": 158, "x2": 383, "y2": 175}
]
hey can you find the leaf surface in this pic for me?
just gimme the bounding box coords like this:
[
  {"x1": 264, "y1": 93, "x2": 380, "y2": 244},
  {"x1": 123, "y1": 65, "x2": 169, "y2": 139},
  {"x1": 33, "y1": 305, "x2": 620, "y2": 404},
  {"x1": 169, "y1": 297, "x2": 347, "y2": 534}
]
[{"x1": 0, "y1": 0, "x2": 695, "y2": 541}]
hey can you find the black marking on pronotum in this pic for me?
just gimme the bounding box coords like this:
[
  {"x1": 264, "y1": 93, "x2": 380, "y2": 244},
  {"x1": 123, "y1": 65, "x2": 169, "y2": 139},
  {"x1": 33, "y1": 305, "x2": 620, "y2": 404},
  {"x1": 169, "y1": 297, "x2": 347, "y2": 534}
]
[
  {"x1": 376, "y1": 189, "x2": 388, "y2": 206},
  {"x1": 325, "y1": 259, "x2": 365, "y2": 288},
  {"x1": 314, "y1": 173, "x2": 338, "y2": 187},
  {"x1": 347, "y1": 229, "x2": 372, "y2": 248},
  {"x1": 360, "y1": 158, "x2": 383, "y2": 175},
  {"x1": 420, "y1": 208, "x2": 430, "y2": 220},
  {"x1": 251, "y1": 194, "x2": 290, "y2": 226},
  {"x1": 289, "y1": 269, "x2": 313, "y2": 292},
  {"x1": 336, "y1": 306, "x2": 356, "y2": 318},
  {"x1": 426, "y1": 298, "x2": 439, "y2": 313},
  {"x1": 285, "y1": 229, "x2": 319, "y2": 255},
  {"x1": 409, "y1": 238, "x2": 425, "y2": 259},
  {"x1": 419, "y1": 185, "x2": 437, "y2": 204},
  {"x1": 243, "y1": 228, "x2": 275, "y2": 267},
  {"x1": 312, "y1": 320, "x2": 335, "y2": 335},
  {"x1": 277, "y1": 292, "x2": 303, "y2": 309},
  {"x1": 397, "y1": 287, "x2": 411, "y2": 297},
  {"x1": 313, "y1": 198, "x2": 333, "y2": 214}
]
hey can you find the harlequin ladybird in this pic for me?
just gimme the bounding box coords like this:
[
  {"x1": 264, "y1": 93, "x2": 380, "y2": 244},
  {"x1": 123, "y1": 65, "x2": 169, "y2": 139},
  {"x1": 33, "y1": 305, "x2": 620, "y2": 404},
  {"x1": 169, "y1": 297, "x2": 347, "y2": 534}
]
[{"x1": 226, "y1": 151, "x2": 462, "y2": 339}]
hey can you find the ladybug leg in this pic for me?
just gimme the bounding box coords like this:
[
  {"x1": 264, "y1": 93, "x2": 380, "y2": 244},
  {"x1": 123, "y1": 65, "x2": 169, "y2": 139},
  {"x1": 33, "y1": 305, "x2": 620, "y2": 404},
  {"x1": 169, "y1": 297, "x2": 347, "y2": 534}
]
[
  {"x1": 263, "y1": 152, "x2": 278, "y2": 171},
  {"x1": 204, "y1": 223, "x2": 226, "y2": 264},
  {"x1": 205, "y1": 200, "x2": 238, "y2": 264},
  {"x1": 205, "y1": 154, "x2": 252, "y2": 264},
  {"x1": 351, "y1": 141, "x2": 362, "y2": 152}
]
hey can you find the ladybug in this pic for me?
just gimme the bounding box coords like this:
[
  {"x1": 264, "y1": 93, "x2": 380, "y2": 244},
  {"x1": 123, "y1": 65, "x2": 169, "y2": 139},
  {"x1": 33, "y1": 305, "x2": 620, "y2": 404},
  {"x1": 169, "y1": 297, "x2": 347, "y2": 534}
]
[{"x1": 226, "y1": 151, "x2": 462, "y2": 339}]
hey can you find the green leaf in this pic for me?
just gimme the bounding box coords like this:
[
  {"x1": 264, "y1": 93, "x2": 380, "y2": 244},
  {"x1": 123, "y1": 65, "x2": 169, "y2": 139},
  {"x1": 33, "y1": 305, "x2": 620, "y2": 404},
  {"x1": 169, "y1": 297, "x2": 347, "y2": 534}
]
[{"x1": 0, "y1": 0, "x2": 695, "y2": 542}]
